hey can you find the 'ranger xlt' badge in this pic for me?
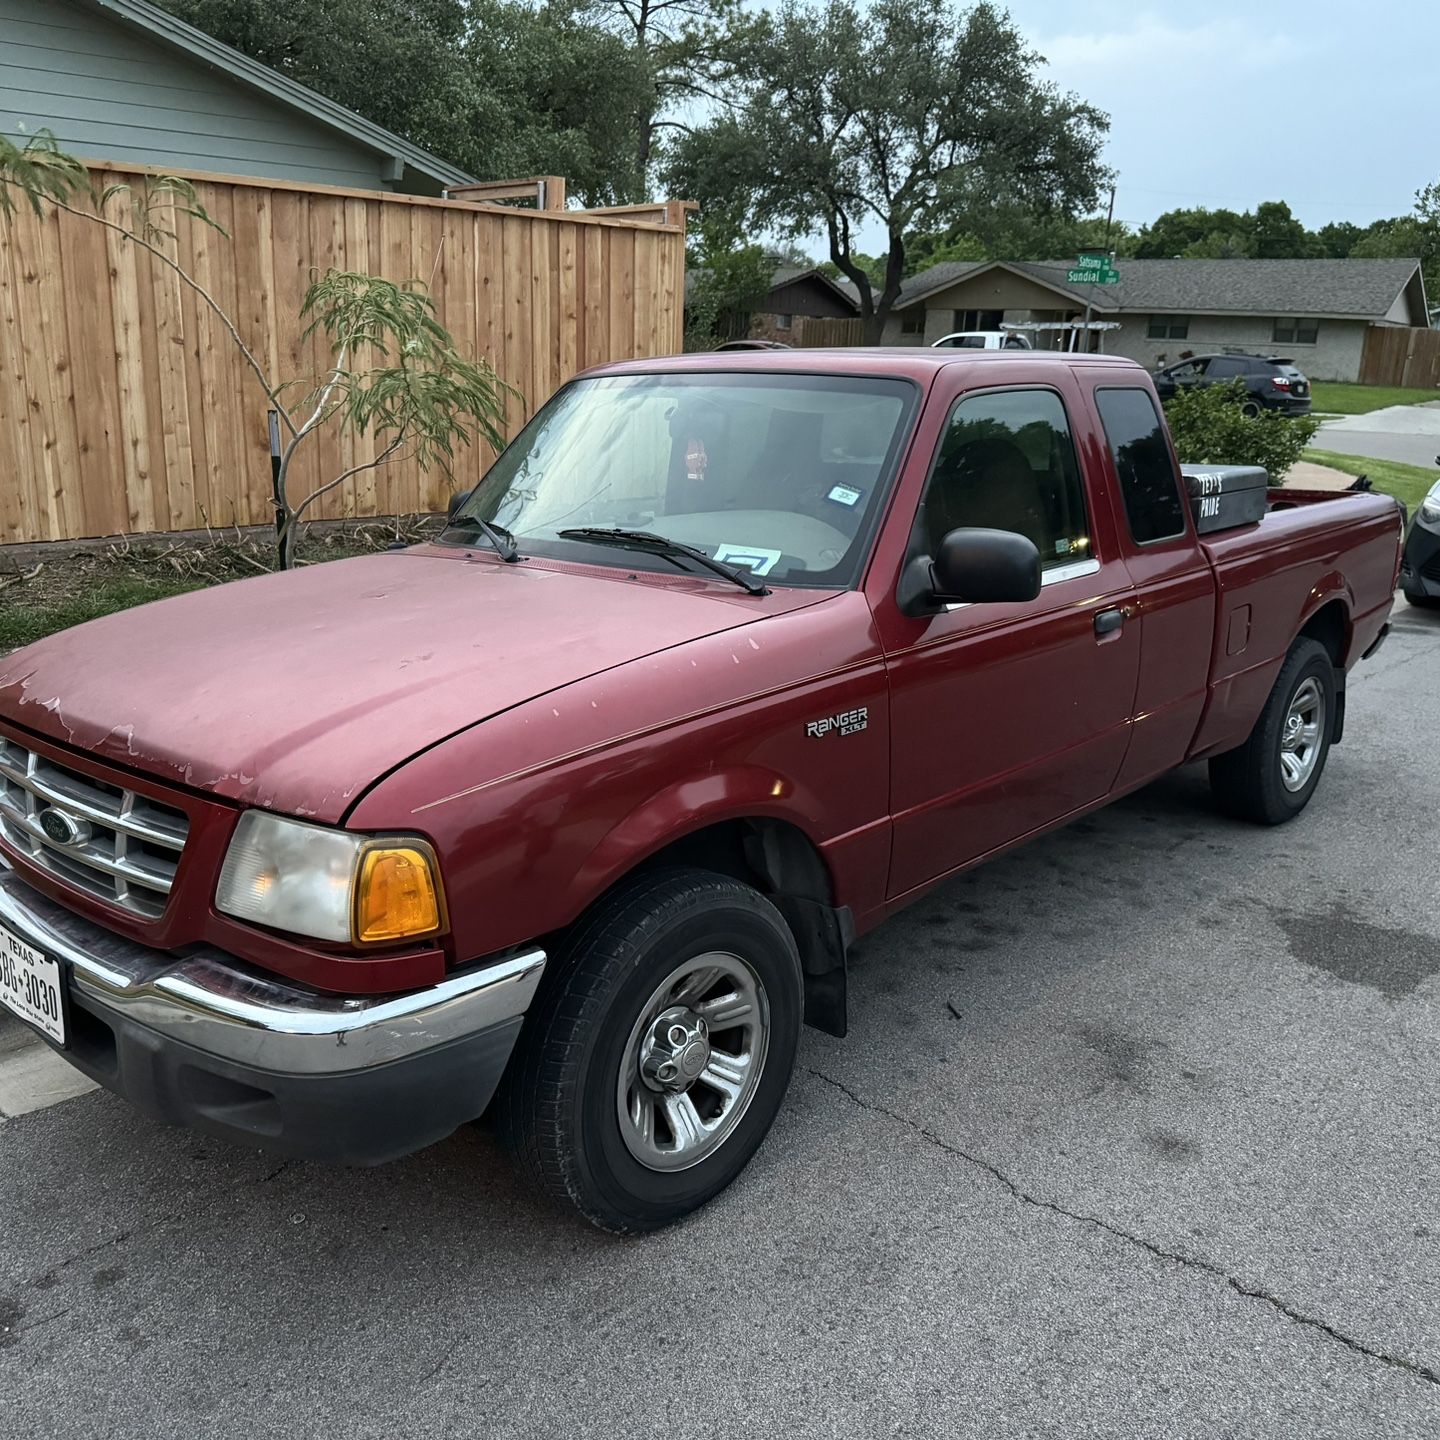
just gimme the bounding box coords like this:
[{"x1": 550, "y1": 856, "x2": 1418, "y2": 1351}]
[{"x1": 806, "y1": 706, "x2": 868, "y2": 738}]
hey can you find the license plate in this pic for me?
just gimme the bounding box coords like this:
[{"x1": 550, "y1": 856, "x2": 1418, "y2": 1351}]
[{"x1": 0, "y1": 921, "x2": 66, "y2": 1045}]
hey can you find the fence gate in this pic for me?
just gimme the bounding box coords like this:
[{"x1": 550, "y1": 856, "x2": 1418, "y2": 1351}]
[{"x1": 1357, "y1": 325, "x2": 1440, "y2": 389}]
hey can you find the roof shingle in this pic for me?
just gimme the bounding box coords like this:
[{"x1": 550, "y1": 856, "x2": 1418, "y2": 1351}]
[{"x1": 897, "y1": 257, "x2": 1424, "y2": 320}]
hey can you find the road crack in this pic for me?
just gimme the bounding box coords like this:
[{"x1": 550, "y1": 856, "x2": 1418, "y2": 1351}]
[{"x1": 806, "y1": 1066, "x2": 1440, "y2": 1388}]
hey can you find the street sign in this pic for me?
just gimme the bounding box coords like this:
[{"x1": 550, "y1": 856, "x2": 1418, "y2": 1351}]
[{"x1": 1069, "y1": 252, "x2": 1119, "y2": 285}]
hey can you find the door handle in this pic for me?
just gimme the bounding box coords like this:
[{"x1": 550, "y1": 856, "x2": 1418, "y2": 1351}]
[{"x1": 1093, "y1": 607, "x2": 1127, "y2": 637}]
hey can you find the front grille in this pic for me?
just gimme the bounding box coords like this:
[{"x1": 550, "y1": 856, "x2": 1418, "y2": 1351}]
[
  {"x1": 0, "y1": 736, "x2": 189, "y2": 919},
  {"x1": 1422, "y1": 553, "x2": 1440, "y2": 584}
]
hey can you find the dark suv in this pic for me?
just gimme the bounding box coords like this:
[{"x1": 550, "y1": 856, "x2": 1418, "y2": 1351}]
[{"x1": 1153, "y1": 353, "x2": 1312, "y2": 416}]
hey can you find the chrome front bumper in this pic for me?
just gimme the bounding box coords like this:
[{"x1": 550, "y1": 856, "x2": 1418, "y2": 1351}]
[{"x1": 0, "y1": 865, "x2": 545, "y2": 1076}]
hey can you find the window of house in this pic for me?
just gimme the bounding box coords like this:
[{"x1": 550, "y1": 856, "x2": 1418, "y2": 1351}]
[
  {"x1": 774, "y1": 313, "x2": 793, "y2": 331},
  {"x1": 1272, "y1": 318, "x2": 1319, "y2": 344},
  {"x1": 1095, "y1": 387, "x2": 1188, "y2": 545},
  {"x1": 953, "y1": 308, "x2": 1003, "y2": 332},
  {"x1": 900, "y1": 312, "x2": 926, "y2": 335},
  {"x1": 917, "y1": 388, "x2": 1090, "y2": 572},
  {"x1": 1147, "y1": 314, "x2": 1190, "y2": 340}
]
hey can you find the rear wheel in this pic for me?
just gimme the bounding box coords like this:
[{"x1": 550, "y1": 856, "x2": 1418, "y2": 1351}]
[
  {"x1": 1240, "y1": 398, "x2": 1262, "y2": 419},
  {"x1": 499, "y1": 868, "x2": 802, "y2": 1233},
  {"x1": 1209, "y1": 637, "x2": 1336, "y2": 824}
]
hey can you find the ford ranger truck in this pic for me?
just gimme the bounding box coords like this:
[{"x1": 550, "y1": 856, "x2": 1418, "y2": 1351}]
[{"x1": 0, "y1": 351, "x2": 1403, "y2": 1232}]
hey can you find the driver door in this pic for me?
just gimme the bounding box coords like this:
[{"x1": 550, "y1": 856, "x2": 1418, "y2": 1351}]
[{"x1": 878, "y1": 380, "x2": 1141, "y2": 899}]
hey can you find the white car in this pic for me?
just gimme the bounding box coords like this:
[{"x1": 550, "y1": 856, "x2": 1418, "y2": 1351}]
[{"x1": 931, "y1": 330, "x2": 1032, "y2": 350}]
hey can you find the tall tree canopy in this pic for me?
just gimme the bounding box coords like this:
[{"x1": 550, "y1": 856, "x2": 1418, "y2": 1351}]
[
  {"x1": 665, "y1": 0, "x2": 1109, "y2": 341},
  {"x1": 160, "y1": 0, "x2": 651, "y2": 203},
  {"x1": 581, "y1": 1, "x2": 754, "y2": 198}
]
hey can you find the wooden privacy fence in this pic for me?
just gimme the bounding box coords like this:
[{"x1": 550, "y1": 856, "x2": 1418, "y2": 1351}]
[
  {"x1": 1357, "y1": 324, "x2": 1440, "y2": 390},
  {"x1": 750, "y1": 314, "x2": 864, "y2": 348},
  {"x1": 0, "y1": 164, "x2": 688, "y2": 544}
]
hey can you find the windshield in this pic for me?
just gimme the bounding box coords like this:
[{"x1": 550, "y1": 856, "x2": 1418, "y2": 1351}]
[{"x1": 449, "y1": 371, "x2": 917, "y2": 588}]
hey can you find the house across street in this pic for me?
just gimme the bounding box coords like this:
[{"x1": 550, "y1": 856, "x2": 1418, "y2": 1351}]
[{"x1": 883, "y1": 257, "x2": 1429, "y2": 383}]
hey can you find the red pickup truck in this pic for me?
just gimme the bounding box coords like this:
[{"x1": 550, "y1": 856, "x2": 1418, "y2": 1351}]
[{"x1": 0, "y1": 350, "x2": 1402, "y2": 1231}]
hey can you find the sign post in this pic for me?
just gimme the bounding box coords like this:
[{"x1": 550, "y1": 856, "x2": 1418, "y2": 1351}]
[{"x1": 1068, "y1": 248, "x2": 1119, "y2": 353}]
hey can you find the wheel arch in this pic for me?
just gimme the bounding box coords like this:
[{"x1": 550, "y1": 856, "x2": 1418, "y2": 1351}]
[
  {"x1": 1297, "y1": 595, "x2": 1352, "y2": 670},
  {"x1": 569, "y1": 800, "x2": 851, "y2": 1037}
]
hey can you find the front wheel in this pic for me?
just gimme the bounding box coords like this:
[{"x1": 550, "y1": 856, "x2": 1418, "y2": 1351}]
[
  {"x1": 498, "y1": 868, "x2": 803, "y2": 1233},
  {"x1": 1208, "y1": 637, "x2": 1336, "y2": 824}
]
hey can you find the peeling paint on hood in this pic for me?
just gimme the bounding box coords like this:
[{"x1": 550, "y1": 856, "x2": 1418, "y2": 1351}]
[{"x1": 0, "y1": 549, "x2": 823, "y2": 824}]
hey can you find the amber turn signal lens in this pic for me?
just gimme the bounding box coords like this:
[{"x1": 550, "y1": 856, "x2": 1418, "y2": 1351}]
[{"x1": 354, "y1": 846, "x2": 443, "y2": 943}]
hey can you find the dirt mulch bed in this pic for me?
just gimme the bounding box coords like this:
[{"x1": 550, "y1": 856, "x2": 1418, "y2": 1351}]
[{"x1": 0, "y1": 516, "x2": 445, "y2": 651}]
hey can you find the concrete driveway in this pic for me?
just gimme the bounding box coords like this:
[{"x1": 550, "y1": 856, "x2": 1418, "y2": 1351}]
[
  {"x1": 3, "y1": 601, "x2": 1440, "y2": 1438},
  {"x1": 1317, "y1": 401, "x2": 1440, "y2": 469}
]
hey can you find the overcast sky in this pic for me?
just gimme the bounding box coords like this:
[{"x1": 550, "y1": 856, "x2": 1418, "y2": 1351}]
[{"x1": 841, "y1": 0, "x2": 1434, "y2": 252}]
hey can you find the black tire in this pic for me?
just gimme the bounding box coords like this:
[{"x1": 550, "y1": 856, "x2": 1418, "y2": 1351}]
[
  {"x1": 498, "y1": 867, "x2": 803, "y2": 1233},
  {"x1": 1208, "y1": 637, "x2": 1336, "y2": 824},
  {"x1": 1240, "y1": 399, "x2": 1262, "y2": 419}
]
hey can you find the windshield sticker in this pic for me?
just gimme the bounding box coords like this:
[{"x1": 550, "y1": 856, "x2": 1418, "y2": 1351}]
[
  {"x1": 685, "y1": 438, "x2": 709, "y2": 481},
  {"x1": 713, "y1": 544, "x2": 782, "y2": 577},
  {"x1": 826, "y1": 483, "x2": 864, "y2": 508}
]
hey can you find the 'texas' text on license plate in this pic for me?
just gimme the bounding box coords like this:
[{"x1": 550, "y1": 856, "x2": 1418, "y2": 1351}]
[{"x1": 0, "y1": 921, "x2": 66, "y2": 1045}]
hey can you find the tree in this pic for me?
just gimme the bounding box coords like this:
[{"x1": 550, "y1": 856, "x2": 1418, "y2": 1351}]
[
  {"x1": 0, "y1": 133, "x2": 514, "y2": 568},
  {"x1": 1251, "y1": 200, "x2": 1318, "y2": 259},
  {"x1": 1133, "y1": 206, "x2": 1251, "y2": 258},
  {"x1": 582, "y1": 0, "x2": 755, "y2": 198},
  {"x1": 665, "y1": 0, "x2": 1108, "y2": 342},
  {"x1": 159, "y1": 0, "x2": 651, "y2": 204},
  {"x1": 905, "y1": 206, "x2": 1134, "y2": 273},
  {"x1": 1316, "y1": 221, "x2": 1362, "y2": 258},
  {"x1": 683, "y1": 216, "x2": 774, "y2": 348}
]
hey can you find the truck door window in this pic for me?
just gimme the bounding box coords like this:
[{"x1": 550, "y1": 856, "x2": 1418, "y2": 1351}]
[
  {"x1": 1095, "y1": 387, "x2": 1188, "y2": 544},
  {"x1": 918, "y1": 389, "x2": 1090, "y2": 570}
]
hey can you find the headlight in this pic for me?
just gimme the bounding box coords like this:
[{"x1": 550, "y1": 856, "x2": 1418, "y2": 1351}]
[
  {"x1": 216, "y1": 812, "x2": 445, "y2": 945},
  {"x1": 1421, "y1": 483, "x2": 1440, "y2": 522}
]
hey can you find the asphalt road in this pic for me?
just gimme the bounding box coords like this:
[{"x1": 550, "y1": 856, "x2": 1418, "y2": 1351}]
[
  {"x1": 3, "y1": 602, "x2": 1440, "y2": 1438},
  {"x1": 1317, "y1": 402, "x2": 1440, "y2": 470}
]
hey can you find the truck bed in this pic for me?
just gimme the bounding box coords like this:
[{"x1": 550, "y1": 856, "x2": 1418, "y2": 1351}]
[{"x1": 1189, "y1": 487, "x2": 1404, "y2": 759}]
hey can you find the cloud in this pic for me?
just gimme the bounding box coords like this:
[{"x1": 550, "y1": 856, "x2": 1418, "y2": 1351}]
[{"x1": 1035, "y1": 15, "x2": 1307, "y2": 81}]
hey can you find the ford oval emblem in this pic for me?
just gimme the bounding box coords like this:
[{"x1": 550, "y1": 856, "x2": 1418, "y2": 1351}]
[{"x1": 38, "y1": 807, "x2": 90, "y2": 848}]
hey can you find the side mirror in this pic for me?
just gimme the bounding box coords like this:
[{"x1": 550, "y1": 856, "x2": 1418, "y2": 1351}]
[
  {"x1": 446, "y1": 488, "x2": 472, "y2": 520},
  {"x1": 902, "y1": 527, "x2": 1040, "y2": 610}
]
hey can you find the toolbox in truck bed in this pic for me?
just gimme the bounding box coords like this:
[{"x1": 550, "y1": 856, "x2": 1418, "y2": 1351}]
[{"x1": 1180, "y1": 464, "x2": 1269, "y2": 533}]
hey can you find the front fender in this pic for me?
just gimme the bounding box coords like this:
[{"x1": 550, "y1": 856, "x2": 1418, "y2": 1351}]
[{"x1": 569, "y1": 766, "x2": 829, "y2": 914}]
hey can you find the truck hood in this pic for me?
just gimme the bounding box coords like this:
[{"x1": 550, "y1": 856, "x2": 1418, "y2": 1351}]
[{"x1": 0, "y1": 548, "x2": 825, "y2": 823}]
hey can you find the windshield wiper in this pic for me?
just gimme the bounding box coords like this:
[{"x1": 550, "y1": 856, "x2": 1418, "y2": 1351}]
[
  {"x1": 444, "y1": 513, "x2": 519, "y2": 562},
  {"x1": 556, "y1": 527, "x2": 770, "y2": 595}
]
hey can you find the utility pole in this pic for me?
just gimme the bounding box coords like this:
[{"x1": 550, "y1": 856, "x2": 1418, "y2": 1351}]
[{"x1": 1085, "y1": 182, "x2": 1117, "y2": 354}]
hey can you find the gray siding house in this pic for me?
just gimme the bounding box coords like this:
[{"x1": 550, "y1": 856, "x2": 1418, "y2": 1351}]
[
  {"x1": 0, "y1": 0, "x2": 472, "y2": 195},
  {"x1": 884, "y1": 258, "x2": 1429, "y2": 382}
]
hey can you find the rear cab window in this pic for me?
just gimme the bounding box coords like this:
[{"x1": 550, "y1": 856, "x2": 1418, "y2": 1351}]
[{"x1": 1095, "y1": 387, "x2": 1189, "y2": 545}]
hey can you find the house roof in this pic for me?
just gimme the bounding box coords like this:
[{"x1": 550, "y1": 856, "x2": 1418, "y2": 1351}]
[
  {"x1": 897, "y1": 257, "x2": 1426, "y2": 321},
  {"x1": 684, "y1": 264, "x2": 862, "y2": 312},
  {"x1": 78, "y1": 0, "x2": 475, "y2": 192},
  {"x1": 766, "y1": 265, "x2": 862, "y2": 312}
]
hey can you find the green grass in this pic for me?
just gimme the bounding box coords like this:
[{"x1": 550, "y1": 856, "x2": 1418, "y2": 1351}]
[
  {"x1": 1302, "y1": 448, "x2": 1436, "y2": 510},
  {"x1": 0, "y1": 575, "x2": 208, "y2": 651},
  {"x1": 1307, "y1": 381, "x2": 1439, "y2": 415}
]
